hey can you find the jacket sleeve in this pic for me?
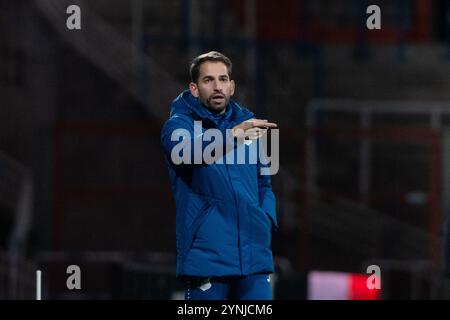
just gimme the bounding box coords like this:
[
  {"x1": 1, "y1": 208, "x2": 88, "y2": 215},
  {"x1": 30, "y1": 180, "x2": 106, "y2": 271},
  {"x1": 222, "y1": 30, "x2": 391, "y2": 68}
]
[
  {"x1": 257, "y1": 156, "x2": 278, "y2": 230},
  {"x1": 160, "y1": 115, "x2": 235, "y2": 166}
]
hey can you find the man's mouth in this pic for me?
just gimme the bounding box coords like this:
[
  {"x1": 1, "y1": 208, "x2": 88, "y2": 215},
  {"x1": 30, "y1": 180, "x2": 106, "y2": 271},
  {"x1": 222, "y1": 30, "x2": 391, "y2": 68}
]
[{"x1": 211, "y1": 95, "x2": 225, "y2": 103}]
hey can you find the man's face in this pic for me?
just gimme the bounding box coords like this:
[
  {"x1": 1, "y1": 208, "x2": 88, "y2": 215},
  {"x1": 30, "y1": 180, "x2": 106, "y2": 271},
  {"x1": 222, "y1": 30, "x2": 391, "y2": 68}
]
[{"x1": 189, "y1": 61, "x2": 235, "y2": 114}]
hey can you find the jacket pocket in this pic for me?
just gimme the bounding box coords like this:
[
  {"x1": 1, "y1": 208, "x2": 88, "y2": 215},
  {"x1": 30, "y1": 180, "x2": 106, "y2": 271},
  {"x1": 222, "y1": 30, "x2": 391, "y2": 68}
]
[
  {"x1": 247, "y1": 203, "x2": 273, "y2": 247},
  {"x1": 181, "y1": 193, "x2": 220, "y2": 254},
  {"x1": 251, "y1": 203, "x2": 276, "y2": 231},
  {"x1": 264, "y1": 209, "x2": 278, "y2": 232}
]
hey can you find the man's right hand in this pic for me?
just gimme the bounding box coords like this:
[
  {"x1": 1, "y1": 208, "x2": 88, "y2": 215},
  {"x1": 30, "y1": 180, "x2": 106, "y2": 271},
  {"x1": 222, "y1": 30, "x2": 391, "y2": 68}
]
[{"x1": 232, "y1": 118, "x2": 278, "y2": 140}]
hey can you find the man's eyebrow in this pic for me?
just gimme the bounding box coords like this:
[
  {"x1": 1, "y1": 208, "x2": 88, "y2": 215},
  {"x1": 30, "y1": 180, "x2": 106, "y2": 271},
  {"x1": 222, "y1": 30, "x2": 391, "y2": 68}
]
[{"x1": 201, "y1": 74, "x2": 229, "y2": 80}]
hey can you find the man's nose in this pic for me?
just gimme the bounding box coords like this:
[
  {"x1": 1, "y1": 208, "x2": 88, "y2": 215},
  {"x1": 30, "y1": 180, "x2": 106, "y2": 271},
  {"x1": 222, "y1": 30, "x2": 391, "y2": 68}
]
[{"x1": 213, "y1": 80, "x2": 223, "y2": 91}]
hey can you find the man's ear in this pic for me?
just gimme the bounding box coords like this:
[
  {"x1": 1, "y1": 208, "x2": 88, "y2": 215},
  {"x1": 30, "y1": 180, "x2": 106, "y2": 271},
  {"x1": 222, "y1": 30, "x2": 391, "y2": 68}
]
[
  {"x1": 230, "y1": 80, "x2": 235, "y2": 96},
  {"x1": 189, "y1": 82, "x2": 199, "y2": 97}
]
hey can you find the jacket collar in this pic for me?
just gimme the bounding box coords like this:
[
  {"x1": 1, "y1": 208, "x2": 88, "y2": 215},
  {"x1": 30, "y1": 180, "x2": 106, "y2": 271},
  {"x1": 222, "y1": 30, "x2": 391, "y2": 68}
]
[{"x1": 170, "y1": 90, "x2": 254, "y2": 127}]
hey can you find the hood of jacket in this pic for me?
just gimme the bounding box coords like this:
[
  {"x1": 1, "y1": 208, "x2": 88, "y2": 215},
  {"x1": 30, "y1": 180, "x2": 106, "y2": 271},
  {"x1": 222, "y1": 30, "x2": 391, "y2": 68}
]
[{"x1": 169, "y1": 90, "x2": 254, "y2": 128}]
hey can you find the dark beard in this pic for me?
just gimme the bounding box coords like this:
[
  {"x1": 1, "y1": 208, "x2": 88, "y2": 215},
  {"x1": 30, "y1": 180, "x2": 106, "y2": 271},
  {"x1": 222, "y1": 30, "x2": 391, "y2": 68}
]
[{"x1": 204, "y1": 97, "x2": 229, "y2": 114}]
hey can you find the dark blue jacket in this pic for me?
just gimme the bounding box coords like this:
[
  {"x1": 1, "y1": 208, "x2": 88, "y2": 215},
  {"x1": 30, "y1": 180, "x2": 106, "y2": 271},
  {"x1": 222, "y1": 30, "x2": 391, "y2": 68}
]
[{"x1": 161, "y1": 90, "x2": 277, "y2": 277}]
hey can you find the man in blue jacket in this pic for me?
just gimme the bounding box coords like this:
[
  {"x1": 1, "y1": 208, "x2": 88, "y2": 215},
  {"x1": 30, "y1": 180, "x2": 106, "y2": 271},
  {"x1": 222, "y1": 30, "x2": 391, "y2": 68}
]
[{"x1": 161, "y1": 51, "x2": 278, "y2": 300}]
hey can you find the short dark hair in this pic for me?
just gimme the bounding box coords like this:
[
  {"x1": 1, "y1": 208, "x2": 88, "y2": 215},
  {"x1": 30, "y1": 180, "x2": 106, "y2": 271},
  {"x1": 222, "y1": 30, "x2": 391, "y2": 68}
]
[{"x1": 189, "y1": 51, "x2": 232, "y2": 83}]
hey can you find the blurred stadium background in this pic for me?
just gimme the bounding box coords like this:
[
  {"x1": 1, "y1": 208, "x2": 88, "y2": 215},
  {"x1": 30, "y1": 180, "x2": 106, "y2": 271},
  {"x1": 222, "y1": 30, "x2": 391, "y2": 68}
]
[{"x1": 1, "y1": 0, "x2": 450, "y2": 299}]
